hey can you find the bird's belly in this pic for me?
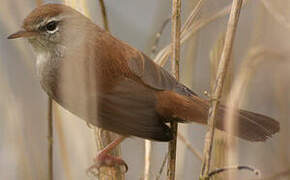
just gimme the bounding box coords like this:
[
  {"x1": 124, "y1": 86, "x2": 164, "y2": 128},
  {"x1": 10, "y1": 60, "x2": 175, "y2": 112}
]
[{"x1": 40, "y1": 65, "x2": 100, "y2": 125}]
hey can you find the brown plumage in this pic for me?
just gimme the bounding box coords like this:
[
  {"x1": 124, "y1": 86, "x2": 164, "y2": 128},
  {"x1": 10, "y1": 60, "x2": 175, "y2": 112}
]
[{"x1": 10, "y1": 4, "x2": 279, "y2": 143}]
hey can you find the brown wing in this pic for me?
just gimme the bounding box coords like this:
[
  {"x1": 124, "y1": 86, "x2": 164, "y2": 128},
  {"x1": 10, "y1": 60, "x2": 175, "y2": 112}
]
[
  {"x1": 95, "y1": 78, "x2": 172, "y2": 141},
  {"x1": 125, "y1": 50, "x2": 279, "y2": 142},
  {"x1": 127, "y1": 52, "x2": 197, "y2": 97}
]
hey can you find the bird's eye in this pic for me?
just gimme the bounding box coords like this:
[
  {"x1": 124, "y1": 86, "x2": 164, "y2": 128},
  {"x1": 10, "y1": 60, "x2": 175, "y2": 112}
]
[{"x1": 45, "y1": 21, "x2": 58, "y2": 33}]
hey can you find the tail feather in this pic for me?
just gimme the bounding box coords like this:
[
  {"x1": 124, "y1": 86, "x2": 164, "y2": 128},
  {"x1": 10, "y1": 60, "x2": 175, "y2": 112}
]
[
  {"x1": 156, "y1": 91, "x2": 280, "y2": 142},
  {"x1": 217, "y1": 106, "x2": 279, "y2": 141}
]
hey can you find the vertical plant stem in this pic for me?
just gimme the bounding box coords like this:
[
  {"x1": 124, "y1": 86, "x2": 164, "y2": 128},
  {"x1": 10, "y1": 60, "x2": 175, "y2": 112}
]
[
  {"x1": 210, "y1": 33, "x2": 233, "y2": 180},
  {"x1": 170, "y1": 0, "x2": 181, "y2": 80},
  {"x1": 53, "y1": 104, "x2": 73, "y2": 180},
  {"x1": 99, "y1": 0, "x2": 109, "y2": 31},
  {"x1": 167, "y1": 0, "x2": 181, "y2": 179},
  {"x1": 48, "y1": 98, "x2": 53, "y2": 180},
  {"x1": 154, "y1": 0, "x2": 249, "y2": 67},
  {"x1": 93, "y1": 1, "x2": 123, "y2": 179},
  {"x1": 144, "y1": 140, "x2": 152, "y2": 180},
  {"x1": 36, "y1": 1, "x2": 53, "y2": 179},
  {"x1": 199, "y1": 0, "x2": 243, "y2": 179},
  {"x1": 94, "y1": 130, "x2": 124, "y2": 179}
]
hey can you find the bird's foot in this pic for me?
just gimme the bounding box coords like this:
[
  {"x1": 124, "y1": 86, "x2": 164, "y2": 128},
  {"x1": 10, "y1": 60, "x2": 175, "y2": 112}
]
[{"x1": 87, "y1": 153, "x2": 128, "y2": 176}]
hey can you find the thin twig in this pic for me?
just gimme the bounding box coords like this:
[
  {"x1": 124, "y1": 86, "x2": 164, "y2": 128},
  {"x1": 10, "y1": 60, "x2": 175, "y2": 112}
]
[
  {"x1": 48, "y1": 98, "x2": 53, "y2": 180},
  {"x1": 145, "y1": 17, "x2": 171, "y2": 180},
  {"x1": 146, "y1": 17, "x2": 171, "y2": 180},
  {"x1": 35, "y1": 1, "x2": 53, "y2": 179},
  {"x1": 53, "y1": 104, "x2": 73, "y2": 180},
  {"x1": 180, "y1": 0, "x2": 207, "y2": 35},
  {"x1": 99, "y1": 0, "x2": 110, "y2": 31},
  {"x1": 155, "y1": 152, "x2": 169, "y2": 180},
  {"x1": 154, "y1": 0, "x2": 249, "y2": 66},
  {"x1": 199, "y1": 0, "x2": 244, "y2": 179},
  {"x1": 177, "y1": 132, "x2": 202, "y2": 161},
  {"x1": 167, "y1": 0, "x2": 181, "y2": 179},
  {"x1": 151, "y1": 17, "x2": 171, "y2": 55},
  {"x1": 275, "y1": 71, "x2": 290, "y2": 166},
  {"x1": 208, "y1": 165, "x2": 260, "y2": 178}
]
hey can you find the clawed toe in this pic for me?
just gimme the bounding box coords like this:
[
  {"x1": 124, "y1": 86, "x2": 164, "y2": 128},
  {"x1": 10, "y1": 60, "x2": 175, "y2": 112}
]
[{"x1": 87, "y1": 153, "x2": 128, "y2": 176}]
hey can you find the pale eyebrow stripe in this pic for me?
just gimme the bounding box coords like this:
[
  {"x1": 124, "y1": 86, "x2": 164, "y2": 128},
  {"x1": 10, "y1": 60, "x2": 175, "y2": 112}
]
[{"x1": 35, "y1": 15, "x2": 72, "y2": 29}]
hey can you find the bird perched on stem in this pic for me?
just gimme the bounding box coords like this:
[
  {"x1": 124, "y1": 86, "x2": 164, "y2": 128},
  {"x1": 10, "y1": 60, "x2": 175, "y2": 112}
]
[{"x1": 8, "y1": 3, "x2": 279, "y2": 172}]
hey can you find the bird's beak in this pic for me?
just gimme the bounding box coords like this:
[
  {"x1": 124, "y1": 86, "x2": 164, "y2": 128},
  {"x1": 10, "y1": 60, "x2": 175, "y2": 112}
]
[{"x1": 7, "y1": 30, "x2": 37, "y2": 39}]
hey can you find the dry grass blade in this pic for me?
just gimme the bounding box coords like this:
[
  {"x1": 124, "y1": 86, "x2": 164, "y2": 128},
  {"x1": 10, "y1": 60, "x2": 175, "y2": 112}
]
[
  {"x1": 181, "y1": 0, "x2": 207, "y2": 35},
  {"x1": 156, "y1": 152, "x2": 169, "y2": 180},
  {"x1": 177, "y1": 133, "x2": 202, "y2": 161},
  {"x1": 151, "y1": 17, "x2": 171, "y2": 55},
  {"x1": 224, "y1": 47, "x2": 288, "y2": 179},
  {"x1": 154, "y1": 0, "x2": 249, "y2": 66},
  {"x1": 260, "y1": 0, "x2": 290, "y2": 30},
  {"x1": 154, "y1": 0, "x2": 208, "y2": 65},
  {"x1": 154, "y1": 0, "x2": 207, "y2": 65},
  {"x1": 274, "y1": 73, "x2": 290, "y2": 167},
  {"x1": 199, "y1": 0, "x2": 244, "y2": 179}
]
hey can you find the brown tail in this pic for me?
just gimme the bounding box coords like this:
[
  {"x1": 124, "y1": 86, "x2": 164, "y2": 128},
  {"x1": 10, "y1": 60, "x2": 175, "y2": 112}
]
[{"x1": 156, "y1": 91, "x2": 280, "y2": 142}]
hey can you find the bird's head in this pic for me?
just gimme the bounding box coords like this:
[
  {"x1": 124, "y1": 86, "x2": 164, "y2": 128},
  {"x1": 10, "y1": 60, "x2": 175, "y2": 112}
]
[{"x1": 8, "y1": 4, "x2": 92, "y2": 54}]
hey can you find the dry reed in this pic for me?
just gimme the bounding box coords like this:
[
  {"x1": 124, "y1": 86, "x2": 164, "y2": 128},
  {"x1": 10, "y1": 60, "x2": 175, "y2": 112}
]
[
  {"x1": 210, "y1": 32, "x2": 233, "y2": 180},
  {"x1": 200, "y1": 0, "x2": 243, "y2": 179},
  {"x1": 34, "y1": 1, "x2": 54, "y2": 179},
  {"x1": 167, "y1": 0, "x2": 181, "y2": 179},
  {"x1": 154, "y1": 0, "x2": 249, "y2": 66},
  {"x1": 144, "y1": 140, "x2": 152, "y2": 180},
  {"x1": 225, "y1": 47, "x2": 287, "y2": 179},
  {"x1": 53, "y1": 103, "x2": 73, "y2": 180},
  {"x1": 47, "y1": 98, "x2": 53, "y2": 180}
]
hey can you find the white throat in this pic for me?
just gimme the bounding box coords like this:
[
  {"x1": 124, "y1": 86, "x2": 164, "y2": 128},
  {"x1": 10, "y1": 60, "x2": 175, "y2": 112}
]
[
  {"x1": 36, "y1": 52, "x2": 51, "y2": 76},
  {"x1": 34, "y1": 43, "x2": 65, "y2": 77}
]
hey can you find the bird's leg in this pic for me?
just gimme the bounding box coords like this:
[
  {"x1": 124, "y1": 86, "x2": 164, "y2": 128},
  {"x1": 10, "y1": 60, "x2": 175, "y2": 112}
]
[{"x1": 88, "y1": 136, "x2": 128, "y2": 174}]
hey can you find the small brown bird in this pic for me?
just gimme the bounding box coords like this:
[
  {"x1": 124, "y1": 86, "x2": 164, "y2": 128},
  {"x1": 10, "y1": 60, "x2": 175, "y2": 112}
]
[{"x1": 8, "y1": 4, "x2": 279, "y2": 171}]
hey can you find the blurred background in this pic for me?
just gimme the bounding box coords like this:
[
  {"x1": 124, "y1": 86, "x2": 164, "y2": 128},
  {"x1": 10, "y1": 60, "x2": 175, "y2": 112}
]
[{"x1": 0, "y1": 0, "x2": 289, "y2": 179}]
